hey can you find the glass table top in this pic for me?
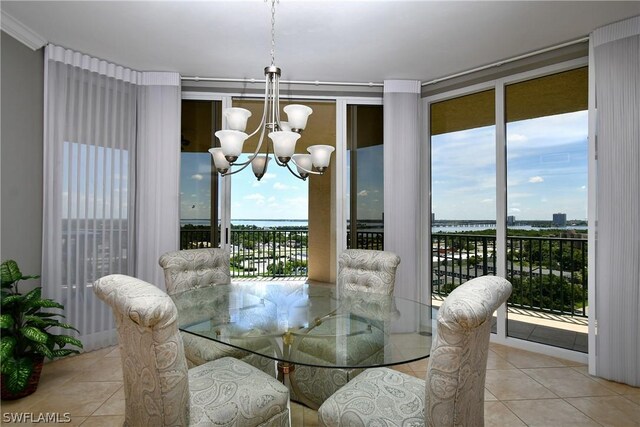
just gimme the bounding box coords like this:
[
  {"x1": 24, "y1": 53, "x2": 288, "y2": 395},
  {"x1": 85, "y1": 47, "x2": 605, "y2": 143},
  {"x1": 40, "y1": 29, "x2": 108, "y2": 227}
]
[{"x1": 175, "y1": 282, "x2": 434, "y2": 369}]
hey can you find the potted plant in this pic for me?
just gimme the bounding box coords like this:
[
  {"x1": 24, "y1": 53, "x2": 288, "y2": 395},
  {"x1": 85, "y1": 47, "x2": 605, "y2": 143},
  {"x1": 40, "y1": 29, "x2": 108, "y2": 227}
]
[{"x1": 0, "y1": 260, "x2": 83, "y2": 400}]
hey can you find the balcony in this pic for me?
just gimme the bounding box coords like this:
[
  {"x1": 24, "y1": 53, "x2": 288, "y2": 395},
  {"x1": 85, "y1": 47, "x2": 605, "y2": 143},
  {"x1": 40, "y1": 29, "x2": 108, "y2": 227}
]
[{"x1": 432, "y1": 233, "x2": 588, "y2": 352}]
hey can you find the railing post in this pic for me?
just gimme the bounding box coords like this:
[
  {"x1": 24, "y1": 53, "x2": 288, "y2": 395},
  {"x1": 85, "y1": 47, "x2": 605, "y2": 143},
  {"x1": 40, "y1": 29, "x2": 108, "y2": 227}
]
[
  {"x1": 482, "y1": 236, "x2": 488, "y2": 275},
  {"x1": 272, "y1": 230, "x2": 277, "y2": 278}
]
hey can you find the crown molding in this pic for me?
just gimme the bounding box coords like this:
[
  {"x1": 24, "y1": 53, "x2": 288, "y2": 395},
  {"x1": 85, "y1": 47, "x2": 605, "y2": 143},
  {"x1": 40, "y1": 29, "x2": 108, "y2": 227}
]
[{"x1": 1, "y1": 10, "x2": 47, "y2": 50}]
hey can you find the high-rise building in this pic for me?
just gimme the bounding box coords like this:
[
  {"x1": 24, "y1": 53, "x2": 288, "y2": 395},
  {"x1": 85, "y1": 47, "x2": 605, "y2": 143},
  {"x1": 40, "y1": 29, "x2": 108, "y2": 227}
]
[
  {"x1": 507, "y1": 215, "x2": 516, "y2": 226},
  {"x1": 431, "y1": 213, "x2": 435, "y2": 222},
  {"x1": 553, "y1": 212, "x2": 567, "y2": 227}
]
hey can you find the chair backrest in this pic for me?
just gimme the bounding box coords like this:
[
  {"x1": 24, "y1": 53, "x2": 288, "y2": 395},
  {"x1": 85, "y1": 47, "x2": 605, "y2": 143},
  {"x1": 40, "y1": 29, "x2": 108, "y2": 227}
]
[
  {"x1": 425, "y1": 276, "x2": 512, "y2": 427},
  {"x1": 159, "y1": 248, "x2": 230, "y2": 296},
  {"x1": 338, "y1": 249, "x2": 401, "y2": 295},
  {"x1": 94, "y1": 274, "x2": 190, "y2": 426}
]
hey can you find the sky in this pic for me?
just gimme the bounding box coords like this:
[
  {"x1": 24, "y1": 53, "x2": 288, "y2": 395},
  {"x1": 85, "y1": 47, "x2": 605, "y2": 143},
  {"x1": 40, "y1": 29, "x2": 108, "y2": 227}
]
[
  {"x1": 180, "y1": 153, "x2": 309, "y2": 220},
  {"x1": 180, "y1": 109, "x2": 588, "y2": 223},
  {"x1": 432, "y1": 110, "x2": 588, "y2": 221}
]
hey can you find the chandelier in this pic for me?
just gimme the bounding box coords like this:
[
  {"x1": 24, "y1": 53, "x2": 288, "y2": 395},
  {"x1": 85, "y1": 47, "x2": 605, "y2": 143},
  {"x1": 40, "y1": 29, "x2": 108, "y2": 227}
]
[{"x1": 209, "y1": 0, "x2": 334, "y2": 181}]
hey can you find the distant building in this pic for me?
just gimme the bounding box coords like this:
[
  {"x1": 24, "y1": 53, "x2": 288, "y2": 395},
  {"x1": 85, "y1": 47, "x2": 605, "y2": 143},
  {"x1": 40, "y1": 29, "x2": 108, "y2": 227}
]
[
  {"x1": 432, "y1": 213, "x2": 435, "y2": 222},
  {"x1": 553, "y1": 213, "x2": 567, "y2": 227},
  {"x1": 507, "y1": 215, "x2": 516, "y2": 226}
]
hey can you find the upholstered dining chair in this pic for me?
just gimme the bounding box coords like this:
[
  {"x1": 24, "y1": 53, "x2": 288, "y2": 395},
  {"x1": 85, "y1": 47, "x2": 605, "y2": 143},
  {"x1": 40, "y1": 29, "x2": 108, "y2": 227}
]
[
  {"x1": 94, "y1": 274, "x2": 290, "y2": 427},
  {"x1": 159, "y1": 248, "x2": 276, "y2": 376},
  {"x1": 337, "y1": 249, "x2": 401, "y2": 295},
  {"x1": 288, "y1": 249, "x2": 401, "y2": 409},
  {"x1": 318, "y1": 275, "x2": 512, "y2": 427}
]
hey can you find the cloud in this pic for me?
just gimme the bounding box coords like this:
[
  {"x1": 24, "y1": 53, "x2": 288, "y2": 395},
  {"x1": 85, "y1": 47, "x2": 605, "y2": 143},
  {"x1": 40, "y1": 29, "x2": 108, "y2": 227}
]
[
  {"x1": 358, "y1": 190, "x2": 369, "y2": 197},
  {"x1": 580, "y1": 185, "x2": 586, "y2": 190},
  {"x1": 481, "y1": 198, "x2": 493, "y2": 203},
  {"x1": 273, "y1": 182, "x2": 291, "y2": 190},
  {"x1": 528, "y1": 176, "x2": 544, "y2": 183},
  {"x1": 244, "y1": 193, "x2": 265, "y2": 205},
  {"x1": 191, "y1": 174, "x2": 204, "y2": 181},
  {"x1": 509, "y1": 208, "x2": 521, "y2": 213},
  {"x1": 507, "y1": 133, "x2": 528, "y2": 143}
]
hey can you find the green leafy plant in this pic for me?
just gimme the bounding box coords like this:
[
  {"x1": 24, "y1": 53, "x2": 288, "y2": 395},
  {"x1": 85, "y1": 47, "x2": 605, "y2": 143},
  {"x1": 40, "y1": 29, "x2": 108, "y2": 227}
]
[{"x1": 1, "y1": 260, "x2": 83, "y2": 395}]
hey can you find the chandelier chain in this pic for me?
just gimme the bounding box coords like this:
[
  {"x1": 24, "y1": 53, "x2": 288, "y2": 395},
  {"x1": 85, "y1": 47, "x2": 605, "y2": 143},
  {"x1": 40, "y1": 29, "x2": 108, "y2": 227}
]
[{"x1": 270, "y1": 0, "x2": 277, "y2": 66}]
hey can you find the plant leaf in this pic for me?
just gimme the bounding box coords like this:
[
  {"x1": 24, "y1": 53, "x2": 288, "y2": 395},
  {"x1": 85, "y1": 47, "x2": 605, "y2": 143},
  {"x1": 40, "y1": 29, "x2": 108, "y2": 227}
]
[
  {"x1": 5, "y1": 357, "x2": 34, "y2": 394},
  {"x1": 20, "y1": 326, "x2": 49, "y2": 344},
  {"x1": 51, "y1": 349, "x2": 80, "y2": 358},
  {"x1": 31, "y1": 343, "x2": 54, "y2": 359},
  {"x1": 0, "y1": 260, "x2": 22, "y2": 287},
  {"x1": 34, "y1": 312, "x2": 64, "y2": 318},
  {"x1": 28, "y1": 299, "x2": 64, "y2": 310},
  {"x1": 23, "y1": 287, "x2": 42, "y2": 303},
  {"x1": 53, "y1": 335, "x2": 83, "y2": 349},
  {"x1": 1, "y1": 336, "x2": 16, "y2": 361},
  {"x1": 1, "y1": 355, "x2": 16, "y2": 374},
  {"x1": 0, "y1": 313, "x2": 14, "y2": 329},
  {"x1": 23, "y1": 315, "x2": 47, "y2": 327},
  {"x1": 49, "y1": 322, "x2": 80, "y2": 333},
  {"x1": 1, "y1": 294, "x2": 23, "y2": 308}
]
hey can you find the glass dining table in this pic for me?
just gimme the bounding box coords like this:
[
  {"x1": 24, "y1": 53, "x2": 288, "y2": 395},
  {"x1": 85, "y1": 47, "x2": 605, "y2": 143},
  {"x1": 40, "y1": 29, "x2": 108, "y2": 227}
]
[{"x1": 174, "y1": 282, "x2": 434, "y2": 405}]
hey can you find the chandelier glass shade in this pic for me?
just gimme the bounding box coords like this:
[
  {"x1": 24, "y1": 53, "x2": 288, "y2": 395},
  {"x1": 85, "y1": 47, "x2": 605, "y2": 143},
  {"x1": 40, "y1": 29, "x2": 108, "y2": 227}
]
[{"x1": 209, "y1": 1, "x2": 334, "y2": 181}]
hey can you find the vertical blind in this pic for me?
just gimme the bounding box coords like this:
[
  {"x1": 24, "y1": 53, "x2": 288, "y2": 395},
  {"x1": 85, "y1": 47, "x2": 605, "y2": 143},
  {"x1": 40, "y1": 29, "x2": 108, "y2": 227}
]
[
  {"x1": 43, "y1": 46, "x2": 181, "y2": 351},
  {"x1": 383, "y1": 80, "x2": 421, "y2": 302},
  {"x1": 43, "y1": 46, "x2": 138, "y2": 350},
  {"x1": 592, "y1": 15, "x2": 640, "y2": 387}
]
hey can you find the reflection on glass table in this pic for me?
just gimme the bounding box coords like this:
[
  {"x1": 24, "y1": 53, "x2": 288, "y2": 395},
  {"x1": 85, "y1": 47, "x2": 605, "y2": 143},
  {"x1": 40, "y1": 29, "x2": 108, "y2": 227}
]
[{"x1": 174, "y1": 282, "x2": 434, "y2": 405}]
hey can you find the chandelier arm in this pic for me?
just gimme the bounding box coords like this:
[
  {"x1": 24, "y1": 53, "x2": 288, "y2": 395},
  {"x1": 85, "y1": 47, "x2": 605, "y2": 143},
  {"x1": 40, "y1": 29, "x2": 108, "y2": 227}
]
[
  {"x1": 246, "y1": 76, "x2": 271, "y2": 139},
  {"x1": 275, "y1": 74, "x2": 284, "y2": 130},
  {"x1": 227, "y1": 79, "x2": 271, "y2": 168},
  {"x1": 273, "y1": 153, "x2": 286, "y2": 167},
  {"x1": 220, "y1": 158, "x2": 254, "y2": 177},
  {"x1": 285, "y1": 162, "x2": 308, "y2": 181},
  {"x1": 229, "y1": 116, "x2": 269, "y2": 168},
  {"x1": 290, "y1": 157, "x2": 322, "y2": 175}
]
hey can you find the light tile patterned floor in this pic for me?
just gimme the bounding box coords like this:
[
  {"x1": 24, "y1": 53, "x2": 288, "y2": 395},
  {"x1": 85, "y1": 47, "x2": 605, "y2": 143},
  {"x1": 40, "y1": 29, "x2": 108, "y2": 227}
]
[{"x1": 2, "y1": 344, "x2": 639, "y2": 426}]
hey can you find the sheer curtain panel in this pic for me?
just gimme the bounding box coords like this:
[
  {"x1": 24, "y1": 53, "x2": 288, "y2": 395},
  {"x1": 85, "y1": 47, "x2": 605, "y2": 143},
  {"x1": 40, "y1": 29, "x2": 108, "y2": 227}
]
[
  {"x1": 383, "y1": 80, "x2": 421, "y2": 301},
  {"x1": 43, "y1": 45, "x2": 138, "y2": 351},
  {"x1": 135, "y1": 76, "x2": 181, "y2": 289},
  {"x1": 43, "y1": 46, "x2": 181, "y2": 351},
  {"x1": 592, "y1": 15, "x2": 640, "y2": 387}
]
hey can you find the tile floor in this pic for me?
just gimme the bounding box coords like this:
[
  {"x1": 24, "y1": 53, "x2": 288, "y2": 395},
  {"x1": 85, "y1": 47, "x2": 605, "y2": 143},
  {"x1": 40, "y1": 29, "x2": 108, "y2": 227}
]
[{"x1": 1, "y1": 344, "x2": 639, "y2": 426}]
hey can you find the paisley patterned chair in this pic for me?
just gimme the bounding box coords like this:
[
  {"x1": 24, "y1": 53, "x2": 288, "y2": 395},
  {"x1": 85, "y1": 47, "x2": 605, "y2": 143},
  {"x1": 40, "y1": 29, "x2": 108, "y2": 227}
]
[
  {"x1": 318, "y1": 275, "x2": 512, "y2": 427},
  {"x1": 289, "y1": 249, "x2": 401, "y2": 409},
  {"x1": 159, "y1": 248, "x2": 276, "y2": 376},
  {"x1": 93, "y1": 274, "x2": 290, "y2": 427},
  {"x1": 337, "y1": 249, "x2": 401, "y2": 294}
]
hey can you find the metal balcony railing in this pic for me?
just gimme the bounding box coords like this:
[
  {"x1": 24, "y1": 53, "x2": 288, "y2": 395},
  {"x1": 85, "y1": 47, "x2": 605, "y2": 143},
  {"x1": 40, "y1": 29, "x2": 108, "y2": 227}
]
[
  {"x1": 180, "y1": 228, "x2": 588, "y2": 318},
  {"x1": 180, "y1": 228, "x2": 308, "y2": 278},
  {"x1": 431, "y1": 233, "x2": 588, "y2": 318}
]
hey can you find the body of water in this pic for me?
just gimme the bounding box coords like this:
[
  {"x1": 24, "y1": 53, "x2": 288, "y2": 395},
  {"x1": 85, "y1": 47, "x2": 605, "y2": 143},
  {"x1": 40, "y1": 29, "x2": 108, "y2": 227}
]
[
  {"x1": 432, "y1": 225, "x2": 588, "y2": 233},
  {"x1": 181, "y1": 219, "x2": 309, "y2": 228}
]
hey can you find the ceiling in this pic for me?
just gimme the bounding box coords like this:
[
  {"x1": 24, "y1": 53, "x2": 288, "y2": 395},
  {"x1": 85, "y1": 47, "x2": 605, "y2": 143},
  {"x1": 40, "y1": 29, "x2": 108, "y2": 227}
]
[{"x1": 2, "y1": 1, "x2": 639, "y2": 83}]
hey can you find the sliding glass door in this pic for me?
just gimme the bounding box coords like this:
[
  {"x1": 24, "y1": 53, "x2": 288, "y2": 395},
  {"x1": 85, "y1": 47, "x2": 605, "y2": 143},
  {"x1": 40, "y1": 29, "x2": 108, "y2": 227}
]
[{"x1": 426, "y1": 59, "x2": 589, "y2": 353}]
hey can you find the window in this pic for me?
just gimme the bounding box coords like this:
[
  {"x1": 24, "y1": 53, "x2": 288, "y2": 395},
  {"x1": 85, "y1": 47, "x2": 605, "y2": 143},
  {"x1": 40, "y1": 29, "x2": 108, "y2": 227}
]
[
  {"x1": 346, "y1": 105, "x2": 384, "y2": 250},
  {"x1": 505, "y1": 67, "x2": 588, "y2": 351},
  {"x1": 179, "y1": 100, "x2": 222, "y2": 249},
  {"x1": 427, "y1": 63, "x2": 589, "y2": 353},
  {"x1": 430, "y1": 90, "x2": 496, "y2": 301}
]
